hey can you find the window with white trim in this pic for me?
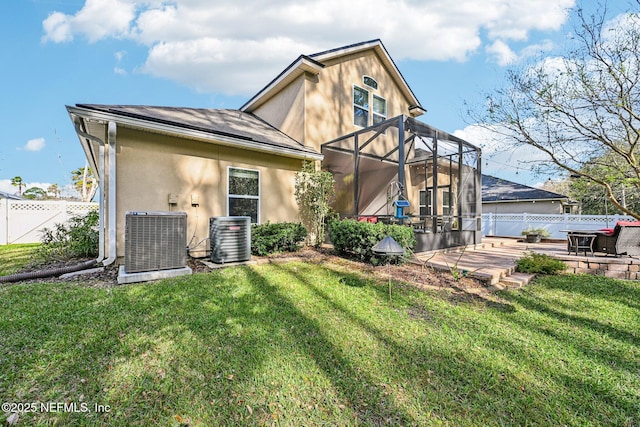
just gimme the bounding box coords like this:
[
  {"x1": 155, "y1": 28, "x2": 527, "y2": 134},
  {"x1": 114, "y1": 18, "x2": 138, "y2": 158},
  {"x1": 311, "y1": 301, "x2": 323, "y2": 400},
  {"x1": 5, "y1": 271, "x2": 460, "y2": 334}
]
[
  {"x1": 353, "y1": 85, "x2": 369, "y2": 127},
  {"x1": 363, "y1": 76, "x2": 378, "y2": 89},
  {"x1": 228, "y1": 167, "x2": 260, "y2": 223},
  {"x1": 442, "y1": 190, "x2": 454, "y2": 216},
  {"x1": 373, "y1": 94, "x2": 387, "y2": 125},
  {"x1": 353, "y1": 78, "x2": 387, "y2": 127}
]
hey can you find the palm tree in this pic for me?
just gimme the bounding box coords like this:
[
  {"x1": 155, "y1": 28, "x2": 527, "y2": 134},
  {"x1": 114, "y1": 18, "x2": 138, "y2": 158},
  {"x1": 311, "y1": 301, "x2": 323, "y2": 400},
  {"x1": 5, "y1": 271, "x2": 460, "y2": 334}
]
[
  {"x1": 47, "y1": 183, "x2": 60, "y2": 199},
  {"x1": 71, "y1": 164, "x2": 98, "y2": 202},
  {"x1": 10, "y1": 176, "x2": 24, "y2": 196}
]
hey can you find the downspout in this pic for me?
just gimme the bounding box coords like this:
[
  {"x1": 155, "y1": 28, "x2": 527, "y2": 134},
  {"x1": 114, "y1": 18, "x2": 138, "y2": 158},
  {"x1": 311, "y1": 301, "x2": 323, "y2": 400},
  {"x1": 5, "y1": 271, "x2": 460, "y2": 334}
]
[
  {"x1": 105, "y1": 121, "x2": 117, "y2": 265},
  {"x1": 95, "y1": 143, "x2": 105, "y2": 262},
  {"x1": 73, "y1": 118, "x2": 105, "y2": 265},
  {"x1": 71, "y1": 119, "x2": 117, "y2": 266}
]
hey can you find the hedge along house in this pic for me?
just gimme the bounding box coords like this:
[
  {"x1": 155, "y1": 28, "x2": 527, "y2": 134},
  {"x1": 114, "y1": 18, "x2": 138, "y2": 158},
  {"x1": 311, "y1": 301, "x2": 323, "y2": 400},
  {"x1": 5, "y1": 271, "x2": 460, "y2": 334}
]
[{"x1": 67, "y1": 39, "x2": 481, "y2": 278}]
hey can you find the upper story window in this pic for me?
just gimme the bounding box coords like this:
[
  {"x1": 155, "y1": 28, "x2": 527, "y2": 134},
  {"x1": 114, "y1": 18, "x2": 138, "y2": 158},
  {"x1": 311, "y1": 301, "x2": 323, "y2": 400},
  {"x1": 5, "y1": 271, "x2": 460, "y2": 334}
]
[
  {"x1": 373, "y1": 94, "x2": 386, "y2": 125},
  {"x1": 353, "y1": 86, "x2": 369, "y2": 127},
  {"x1": 353, "y1": 82, "x2": 386, "y2": 128},
  {"x1": 363, "y1": 76, "x2": 378, "y2": 89}
]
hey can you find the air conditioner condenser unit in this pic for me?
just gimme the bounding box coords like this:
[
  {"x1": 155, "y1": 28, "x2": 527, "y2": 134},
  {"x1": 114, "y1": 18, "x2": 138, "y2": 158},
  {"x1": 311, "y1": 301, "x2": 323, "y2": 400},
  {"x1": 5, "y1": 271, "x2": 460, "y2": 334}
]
[
  {"x1": 124, "y1": 211, "x2": 187, "y2": 273},
  {"x1": 210, "y1": 216, "x2": 251, "y2": 263}
]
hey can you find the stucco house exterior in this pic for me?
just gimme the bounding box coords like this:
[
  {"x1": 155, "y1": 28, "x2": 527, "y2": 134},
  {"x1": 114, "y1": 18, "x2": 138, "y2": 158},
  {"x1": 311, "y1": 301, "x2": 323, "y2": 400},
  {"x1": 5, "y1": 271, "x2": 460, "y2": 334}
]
[{"x1": 67, "y1": 39, "x2": 482, "y2": 279}]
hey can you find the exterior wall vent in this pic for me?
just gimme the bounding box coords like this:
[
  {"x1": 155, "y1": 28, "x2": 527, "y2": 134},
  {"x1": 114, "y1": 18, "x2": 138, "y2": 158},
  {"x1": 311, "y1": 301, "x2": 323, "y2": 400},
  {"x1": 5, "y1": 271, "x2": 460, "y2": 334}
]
[
  {"x1": 209, "y1": 216, "x2": 251, "y2": 263},
  {"x1": 124, "y1": 211, "x2": 187, "y2": 273}
]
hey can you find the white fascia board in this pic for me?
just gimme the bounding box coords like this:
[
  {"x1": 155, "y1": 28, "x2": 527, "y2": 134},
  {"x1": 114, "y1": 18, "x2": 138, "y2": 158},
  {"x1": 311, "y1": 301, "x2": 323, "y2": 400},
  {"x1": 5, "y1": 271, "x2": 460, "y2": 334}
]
[
  {"x1": 483, "y1": 198, "x2": 568, "y2": 204},
  {"x1": 67, "y1": 106, "x2": 323, "y2": 161},
  {"x1": 67, "y1": 110, "x2": 104, "y2": 180}
]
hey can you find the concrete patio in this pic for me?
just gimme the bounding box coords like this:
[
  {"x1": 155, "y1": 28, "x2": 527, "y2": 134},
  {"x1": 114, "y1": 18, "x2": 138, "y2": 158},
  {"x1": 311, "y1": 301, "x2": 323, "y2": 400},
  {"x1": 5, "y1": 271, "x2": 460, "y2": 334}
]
[{"x1": 417, "y1": 237, "x2": 640, "y2": 288}]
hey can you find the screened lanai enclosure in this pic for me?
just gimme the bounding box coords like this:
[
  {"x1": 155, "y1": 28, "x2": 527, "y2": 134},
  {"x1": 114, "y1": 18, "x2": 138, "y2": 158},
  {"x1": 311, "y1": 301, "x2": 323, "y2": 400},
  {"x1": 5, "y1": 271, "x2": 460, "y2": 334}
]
[{"x1": 322, "y1": 115, "x2": 482, "y2": 252}]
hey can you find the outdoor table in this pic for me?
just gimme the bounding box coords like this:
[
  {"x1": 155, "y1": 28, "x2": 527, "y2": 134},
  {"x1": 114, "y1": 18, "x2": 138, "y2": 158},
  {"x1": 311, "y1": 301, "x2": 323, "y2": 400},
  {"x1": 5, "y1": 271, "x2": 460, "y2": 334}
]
[{"x1": 565, "y1": 231, "x2": 598, "y2": 256}]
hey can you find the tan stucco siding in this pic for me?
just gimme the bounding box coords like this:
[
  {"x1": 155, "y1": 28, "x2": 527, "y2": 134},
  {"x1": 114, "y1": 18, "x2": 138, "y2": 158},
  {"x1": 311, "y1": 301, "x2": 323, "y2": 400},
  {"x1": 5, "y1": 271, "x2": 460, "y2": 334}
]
[
  {"x1": 304, "y1": 50, "x2": 416, "y2": 153},
  {"x1": 251, "y1": 49, "x2": 418, "y2": 154},
  {"x1": 114, "y1": 127, "x2": 303, "y2": 258},
  {"x1": 252, "y1": 74, "x2": 307, "y2": 143}
]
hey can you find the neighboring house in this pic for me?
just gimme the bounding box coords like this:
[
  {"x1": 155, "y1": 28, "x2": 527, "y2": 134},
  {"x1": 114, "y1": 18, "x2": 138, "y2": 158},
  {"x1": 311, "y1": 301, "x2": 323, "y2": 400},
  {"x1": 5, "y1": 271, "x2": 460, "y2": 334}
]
[
  {"x1": 0, "y1": 190, "x2": 22, "y2": 200},
  {"x1": 67, "y1": 39, "x2": 482, "y2": 279},
  {"x1": 482, "y1": 175, "x2": 578, "y2": 215}
]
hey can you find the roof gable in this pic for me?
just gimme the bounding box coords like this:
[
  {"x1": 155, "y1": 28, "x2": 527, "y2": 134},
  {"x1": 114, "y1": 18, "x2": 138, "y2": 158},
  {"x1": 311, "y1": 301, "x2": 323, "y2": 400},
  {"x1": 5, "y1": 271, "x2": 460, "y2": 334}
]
[
  {"x1": 241, "y1": 39, "x2": 424, "y2": 115},
  {"x1": 482, "y1": 175, "x2": 568, "y2": 202}
]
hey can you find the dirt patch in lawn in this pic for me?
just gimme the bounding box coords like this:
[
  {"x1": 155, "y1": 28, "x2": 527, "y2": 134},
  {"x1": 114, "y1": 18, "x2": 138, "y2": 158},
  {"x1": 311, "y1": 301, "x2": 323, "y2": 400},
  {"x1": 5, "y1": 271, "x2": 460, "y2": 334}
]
[
  {"x1": 3, "y1": 247, "x2": 492, "y2": 297},
  {"x1": 253, "y1": 246, "x2": 489, "y2": 295}
]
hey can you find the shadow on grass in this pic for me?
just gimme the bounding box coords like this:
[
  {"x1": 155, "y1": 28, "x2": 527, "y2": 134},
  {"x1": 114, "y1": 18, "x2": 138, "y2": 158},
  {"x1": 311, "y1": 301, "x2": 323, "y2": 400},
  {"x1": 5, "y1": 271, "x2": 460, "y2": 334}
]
[
  {"x1": 241, "y1": 265, "x2": 414, "y2": 425},
  {"x1": 1, "y1": 263, "x2": 638, "y2": 426},
  {"x1": 500, "y1": 286, "x2": 639, "y2": 366}
]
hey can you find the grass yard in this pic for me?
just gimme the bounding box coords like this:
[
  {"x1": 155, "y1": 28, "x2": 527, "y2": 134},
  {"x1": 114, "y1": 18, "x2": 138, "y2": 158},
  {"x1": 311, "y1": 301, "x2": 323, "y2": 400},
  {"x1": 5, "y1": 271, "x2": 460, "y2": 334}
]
[
  {"x1": 0, "y1": 243, "x2": 40, "y2": 276},
  {"x1": 0, "y1": 255, "x2": 638, "y2": 425}
]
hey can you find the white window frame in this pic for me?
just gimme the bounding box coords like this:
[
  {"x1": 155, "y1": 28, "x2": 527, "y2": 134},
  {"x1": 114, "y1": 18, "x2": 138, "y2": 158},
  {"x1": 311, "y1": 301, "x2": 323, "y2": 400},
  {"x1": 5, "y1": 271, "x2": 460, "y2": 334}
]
[
  {"x1": 363, "y1": 75, "x2": 378, "y2": 90},
  {"x1": 227, "y1": 166, "x2": 261, "y2": 224},
  {"x1": 353, "y1": 85, "x2": 370, "y2": 128},
  {"x1": 442, "y1": 190, "x2": 454, "y2": 217},
  {"x1": 372, "y1": 94, "x2": 387, "y2": 125},
  {"x1": 354, "y1": 79, "x2": 387, "y2": 127}
]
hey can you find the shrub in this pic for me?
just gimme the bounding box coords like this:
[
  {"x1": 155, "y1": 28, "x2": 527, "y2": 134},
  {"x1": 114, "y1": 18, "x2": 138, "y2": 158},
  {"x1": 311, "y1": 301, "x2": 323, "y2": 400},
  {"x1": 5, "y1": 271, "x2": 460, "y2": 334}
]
[
  {"x1": 521, "y1": 227, "x2": 551, "y2": 237},
  {"x1": 251, "y1": 222, "x2": 307, "y2": 256},
  {"x1": 36, "y1": 210, "x2": 99, "y2": 262},
  {"x1": 295, "y1": 161, "x2": 335, "y2": 247},
  {"x1": 516, "y1": 252, "x2": 567, "y2": 274},
  {"x1": 329, "y1": 219, "x2": 416, "y2": 265}
]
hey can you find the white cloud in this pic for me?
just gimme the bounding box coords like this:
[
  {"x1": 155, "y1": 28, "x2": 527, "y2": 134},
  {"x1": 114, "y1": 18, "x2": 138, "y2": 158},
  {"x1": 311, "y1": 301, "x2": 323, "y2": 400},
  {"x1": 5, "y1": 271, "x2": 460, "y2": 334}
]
[
  {"x1": 42, "y1": 0, "x2": 577, "y2": 95},
  {"x1": 486, "y1": 40, "x2": 517, "y2": 66},
  {"x1": 487, "y1": 38, "x2": 556, "y2": 66},
  {"x1": 453, "y1": 124, "x2": 556, "y2": 185},
  {"x1": 42, "y1": 0, "x2": 135, "y2": 43},
  {"x1": 114, "y1": 50, "x2": 127, "y2": 75},
  {"x1": 20, "y1": 138, "x2": 46, "y2": 152}
]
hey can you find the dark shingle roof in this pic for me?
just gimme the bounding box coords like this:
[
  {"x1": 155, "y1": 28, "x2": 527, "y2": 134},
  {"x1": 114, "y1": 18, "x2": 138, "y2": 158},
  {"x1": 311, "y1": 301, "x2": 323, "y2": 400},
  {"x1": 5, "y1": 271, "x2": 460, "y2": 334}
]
[
  {"x1": 482, "y1": 175, "x2": 568, "y2": 202},
  {"x1": 0, "y1": 190, "x2": 22, "y2": 200},
  {"x1": 75, "y1": 104, "x2": 319, "y2": 156}
]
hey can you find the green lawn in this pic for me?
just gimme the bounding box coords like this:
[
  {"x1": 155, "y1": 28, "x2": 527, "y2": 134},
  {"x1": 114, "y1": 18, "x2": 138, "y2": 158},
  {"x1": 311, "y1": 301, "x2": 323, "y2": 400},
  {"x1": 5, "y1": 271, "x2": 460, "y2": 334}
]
[
  {"x1": 0, "y1": 243, "x2": 40, "y2": 275},
  {"x1": 0, "y1": 254, "x2": 638, "y2": 425}
]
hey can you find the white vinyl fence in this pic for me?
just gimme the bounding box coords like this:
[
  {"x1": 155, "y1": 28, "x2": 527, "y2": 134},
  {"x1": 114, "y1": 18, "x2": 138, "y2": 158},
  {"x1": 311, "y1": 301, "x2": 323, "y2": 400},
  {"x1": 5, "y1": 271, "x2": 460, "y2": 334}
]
[
  {"x1": 0, "y1": 199, "x2": 98, "y2": 245},
  {"x1": 482, "y1": 212, "x2": 636, "y2": 240}
]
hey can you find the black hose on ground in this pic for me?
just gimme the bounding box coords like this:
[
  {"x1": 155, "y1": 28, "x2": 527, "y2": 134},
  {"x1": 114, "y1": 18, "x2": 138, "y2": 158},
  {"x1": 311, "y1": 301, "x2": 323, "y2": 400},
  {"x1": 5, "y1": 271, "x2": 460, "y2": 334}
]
[{"x1": 0, "y1": 259, "x2": 99, "y2": 284}]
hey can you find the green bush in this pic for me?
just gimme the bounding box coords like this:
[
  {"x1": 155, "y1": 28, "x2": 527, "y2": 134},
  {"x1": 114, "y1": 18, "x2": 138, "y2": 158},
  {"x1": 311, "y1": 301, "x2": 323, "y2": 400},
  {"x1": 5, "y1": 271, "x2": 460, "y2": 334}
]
[
  {"x1": 36, "y1": 210, "x2": 99, "y2": 262},
  {"x1": 329, "y1": 219, "x2": 416, "y2": 265},
  {"x1": 516, "y1": 252, "x2": 567, "y2": 274},
  {"x1": 251, "y1": 222, "x2": 307, "y2": 256}
]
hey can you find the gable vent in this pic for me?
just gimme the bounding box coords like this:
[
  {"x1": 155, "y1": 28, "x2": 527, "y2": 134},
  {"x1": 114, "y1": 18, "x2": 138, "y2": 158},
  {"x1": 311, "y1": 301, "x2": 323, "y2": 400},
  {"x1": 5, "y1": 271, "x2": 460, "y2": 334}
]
[
  {"x1": 124, "y1": 211, "x2": 187, "y2": 273},
  {"x1": 210, "y1": 216, "x2": 251, "y2": 263}
]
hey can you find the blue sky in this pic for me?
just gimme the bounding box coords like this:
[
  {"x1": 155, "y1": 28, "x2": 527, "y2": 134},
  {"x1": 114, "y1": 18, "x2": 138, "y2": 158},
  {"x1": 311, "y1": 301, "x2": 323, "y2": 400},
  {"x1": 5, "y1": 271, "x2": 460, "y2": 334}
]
[{"x1": 0, "y1": 0, "x2": 627, "y2": 197}]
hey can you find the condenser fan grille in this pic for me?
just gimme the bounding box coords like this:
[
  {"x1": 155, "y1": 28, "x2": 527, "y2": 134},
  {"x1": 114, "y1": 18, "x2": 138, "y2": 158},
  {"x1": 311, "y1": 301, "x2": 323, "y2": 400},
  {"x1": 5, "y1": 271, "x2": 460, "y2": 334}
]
[
  {"x1": 124, "y1": 211, "x2": 187, "y2": 273},
  {"x1": 210, "y1": 216, "x2": 251, "y2": 263}
]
